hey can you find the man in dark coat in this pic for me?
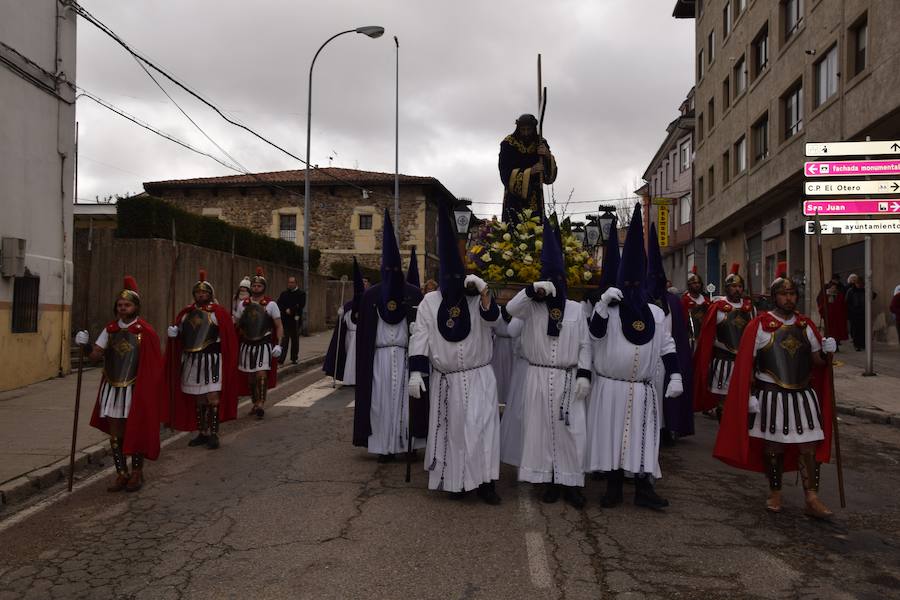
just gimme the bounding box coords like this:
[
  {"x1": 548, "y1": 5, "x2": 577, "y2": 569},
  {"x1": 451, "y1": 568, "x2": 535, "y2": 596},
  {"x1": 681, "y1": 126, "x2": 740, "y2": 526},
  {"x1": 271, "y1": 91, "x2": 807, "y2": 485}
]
[
  {"x1": 276, "y1": 276, "x2": 305, "y2": 364},
  {"x1": 499, "y1": 114, "x2": 557, "y2": 221}
]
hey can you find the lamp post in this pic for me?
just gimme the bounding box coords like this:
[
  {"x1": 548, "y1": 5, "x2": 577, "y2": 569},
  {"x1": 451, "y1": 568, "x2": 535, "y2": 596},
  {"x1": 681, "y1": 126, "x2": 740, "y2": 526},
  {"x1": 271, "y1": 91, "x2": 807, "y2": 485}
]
[
  {"x1": 452, "y1": 200, "x2": 474, "y2": 265},
  {"x1": 303, "y1": 25, "x2": 384, "y2": 334},
  {"x1": 394, "y1": 36, "x2": 400, "y2": 226}
]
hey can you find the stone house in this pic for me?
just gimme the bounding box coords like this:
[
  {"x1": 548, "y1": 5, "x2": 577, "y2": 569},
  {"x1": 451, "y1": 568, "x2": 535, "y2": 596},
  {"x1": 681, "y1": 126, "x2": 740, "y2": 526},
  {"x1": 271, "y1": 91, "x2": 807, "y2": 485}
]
[{"x1": 143, "y1": 168, "x2": 459, "y2": 281}]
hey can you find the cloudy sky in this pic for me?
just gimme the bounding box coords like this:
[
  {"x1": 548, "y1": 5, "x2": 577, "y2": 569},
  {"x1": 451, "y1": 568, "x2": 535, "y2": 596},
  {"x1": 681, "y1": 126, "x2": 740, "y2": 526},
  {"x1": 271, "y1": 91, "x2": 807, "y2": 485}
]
[{"x1": 75, "y1": 0, "x2": 695, "y2": 219}]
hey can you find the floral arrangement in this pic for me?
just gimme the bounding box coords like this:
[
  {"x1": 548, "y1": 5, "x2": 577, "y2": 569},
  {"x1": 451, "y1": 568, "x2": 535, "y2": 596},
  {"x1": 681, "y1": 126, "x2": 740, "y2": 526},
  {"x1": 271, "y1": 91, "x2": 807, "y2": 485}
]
[{"x1": 464, "y1": 209, "x2": 600, "y2": 287}]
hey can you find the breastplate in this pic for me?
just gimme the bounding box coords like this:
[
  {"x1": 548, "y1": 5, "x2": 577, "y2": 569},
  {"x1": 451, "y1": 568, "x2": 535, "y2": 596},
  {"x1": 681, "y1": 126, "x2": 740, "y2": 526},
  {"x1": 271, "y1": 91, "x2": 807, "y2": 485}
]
[
  {"x1": 757, "y1": 322, "x2": 812, "y2": 389},
  {"x1": 716, "y1": 306, "x2": 751, "y2": 353},
  {"x1": 238, "y1": 302, "x2": 273, "y2": 343},
  {"x1": 103, "y1": 329, "x2": 141, "y2": 388},
  {"x1": 180, "y1": 308, "x2": 220, "y2": 352},
  {"x1": 688, "y1": 302, "x2": 708, "y2": 338}
]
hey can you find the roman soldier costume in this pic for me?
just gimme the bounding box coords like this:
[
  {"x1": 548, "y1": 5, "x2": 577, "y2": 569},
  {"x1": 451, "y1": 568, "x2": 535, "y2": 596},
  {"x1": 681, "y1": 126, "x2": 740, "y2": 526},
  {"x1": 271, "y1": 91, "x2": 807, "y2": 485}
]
[
  {"x1": 166, "y1": 270, "x2": 240, "y2": 449},
  {"x1": 692, "y1": 264, "x2": 754, "y2": 418},
  {"x1": 681, "y1": 266, "x2": 709, "y2": 350},
  {"x1": 235, "y1": 266, "x2": 281, "y2": 418},
  {"x1": 714, "y1": 264, "x2": 836, "y2": 518},
  {"x1": 79, "y1": 276, "x2": 166, "y2": 492}
]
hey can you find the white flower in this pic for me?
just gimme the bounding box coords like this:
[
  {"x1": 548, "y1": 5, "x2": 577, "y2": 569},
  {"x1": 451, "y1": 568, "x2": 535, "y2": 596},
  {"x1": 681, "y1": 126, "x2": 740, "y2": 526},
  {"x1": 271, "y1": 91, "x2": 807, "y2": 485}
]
[
  {"x1": 535, "y1": 225, "x2": 543, "y2": 234},
  {"x1": 502, "y1": 250, "x2": 513, "y2": 260},
  {"x1": 583, "y1": 271, "x2": 593, "y2": 281},
  {"x1": 535, "y1": 240, "x2": 543, "y2": 251},
  {"x1": 519, "y1": 243, "x2": 527, "y2": 251},
  {"x1": 523, "y1": 255, "x2": 534, "y2": 265},
  {"x1": 499, "y1": 222, "x2": 509, "y2": 231},
  {"x1": 503, "y1": 233, "x2": 512, "y2": 241},
  {"x1": 480, "y1": 252, "x2": 492, "y2": 263},
  {"x1": 523, "y1": 209, "x2": 533, "y2": 218},
  {"x1": 505, "y1": 268, "x2": 515, "y2": 277}
]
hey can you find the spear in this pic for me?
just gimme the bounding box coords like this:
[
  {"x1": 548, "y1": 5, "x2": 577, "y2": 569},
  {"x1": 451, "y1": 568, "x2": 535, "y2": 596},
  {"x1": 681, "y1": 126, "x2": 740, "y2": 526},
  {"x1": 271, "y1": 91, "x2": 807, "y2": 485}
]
[
  {"x1": 812, "y1": 209, "x2": 846, "y2": 508},
  {"x1": 68, "y1": 218, "x2": 93, "y2": 492}
]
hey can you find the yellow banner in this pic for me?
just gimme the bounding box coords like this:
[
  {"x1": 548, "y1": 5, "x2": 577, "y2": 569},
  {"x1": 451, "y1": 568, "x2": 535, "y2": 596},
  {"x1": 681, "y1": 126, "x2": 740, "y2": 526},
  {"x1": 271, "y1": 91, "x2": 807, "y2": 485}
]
[{"x1": 657, "y1": 205, "x2": 670, "y2": 247}]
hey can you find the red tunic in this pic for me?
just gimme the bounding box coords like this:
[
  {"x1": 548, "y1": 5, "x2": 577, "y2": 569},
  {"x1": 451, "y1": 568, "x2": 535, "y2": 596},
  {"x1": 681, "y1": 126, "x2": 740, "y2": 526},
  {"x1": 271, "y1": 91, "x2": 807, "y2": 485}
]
[
  {"x1": 236, "y1": 296, "x2": 278, "y2": 394},
  {"x1": 164, "y1": 302, "x2": 240, "y2": 431},
  {"x1": 691, "y1": 297, "x2": 754, "y2": 412},
  {"x1": 816, "y1": 291, "x2": 849, "y2": 341},
  {"x1": 89, "y1": 318, "x2": 167, "y2": 460},
  {"x1": 713, "y1": 311, "x2": 834, "y2": 473}
]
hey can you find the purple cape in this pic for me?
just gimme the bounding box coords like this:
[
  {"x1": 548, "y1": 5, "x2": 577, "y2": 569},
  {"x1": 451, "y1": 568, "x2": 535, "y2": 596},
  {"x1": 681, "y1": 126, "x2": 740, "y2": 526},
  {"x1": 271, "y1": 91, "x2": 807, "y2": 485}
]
[{"x1": 663, "y1": 291, "x2": 695, "y2": 436}]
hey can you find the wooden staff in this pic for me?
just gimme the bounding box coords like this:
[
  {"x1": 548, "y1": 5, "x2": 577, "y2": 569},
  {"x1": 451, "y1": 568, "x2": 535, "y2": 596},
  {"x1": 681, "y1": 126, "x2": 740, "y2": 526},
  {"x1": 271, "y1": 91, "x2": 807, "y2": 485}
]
[
  {"x1": 812, "y1": 210, "x2": 846, "y2": 508},
  {"x1": 68, "y1": 219, "x2": 93, "y2": 492}
]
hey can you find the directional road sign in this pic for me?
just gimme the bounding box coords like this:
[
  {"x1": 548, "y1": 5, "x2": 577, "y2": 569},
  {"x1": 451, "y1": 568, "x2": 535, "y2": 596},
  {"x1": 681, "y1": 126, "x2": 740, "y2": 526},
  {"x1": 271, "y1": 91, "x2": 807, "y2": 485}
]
[
  {"x1": 805, "y1": 219, "x2": 900, "y2": 235},
  {"x1": 804, "y1": 180, "x2": 900, "y2": 195},
  {"x1": 806, "y1": 140, "x2": 900, "y2": 157},
  {"x1": 803, "y1": 199, "x2": 900, "y2": 216},
  {"x1": 805, "y1": 159, "x2": 900, "y2": 177}
]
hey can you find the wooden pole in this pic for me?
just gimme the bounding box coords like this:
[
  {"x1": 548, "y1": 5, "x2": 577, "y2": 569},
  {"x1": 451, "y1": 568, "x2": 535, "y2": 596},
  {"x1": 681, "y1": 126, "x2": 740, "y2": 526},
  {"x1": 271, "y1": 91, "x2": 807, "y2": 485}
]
[{"x1": 67, "y1": 219, "x2": 93, "y2": 492}]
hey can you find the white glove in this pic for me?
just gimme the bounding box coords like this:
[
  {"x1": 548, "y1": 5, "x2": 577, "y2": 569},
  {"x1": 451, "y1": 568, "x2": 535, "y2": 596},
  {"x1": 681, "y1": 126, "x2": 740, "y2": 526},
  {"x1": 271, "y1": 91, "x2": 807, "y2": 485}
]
[
  {"x1": 408, "y1": 321, "x2": 416, "y2": 336},
  {"x1": 167, "y1": 325, "x2": 180, "y2": 338},
  {"x1": 75, "y1": 330, "x2": 90, "y2": 346},
  {"x1": 271, "y1": 345, "x2": 283, "y2": 359},
  {"x1": 464, "y1": 274, "x2": 488, "y2": 293},
  {"x1": 821, "y1": 337, "x2": 837, "y2": 353},
  {"x1": 600, "y1": 287, "x2": 624, "y2": 305},
  {"x1": 337, "y1": 306, "x2": 345, "y2": 318},
  {"x1": 665, "y1": 374, "x2": 683, "y2": 398},
  {"x1": 532, "y1": 281, "x2": 557, "y2": 297},
  {"x1": 748, "y1": 395, "x2": 761, "y2": 414},
  {"x1": 574, "y1": 377, "x2": 591, "y2": 402},
  {"x1": 408, "y1": 371, "x2": 426, "y2": 399}
]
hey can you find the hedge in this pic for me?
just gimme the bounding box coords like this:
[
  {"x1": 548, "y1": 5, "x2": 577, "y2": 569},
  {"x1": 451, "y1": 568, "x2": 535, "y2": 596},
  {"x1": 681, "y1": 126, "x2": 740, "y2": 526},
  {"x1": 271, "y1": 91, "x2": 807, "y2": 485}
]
[{"x1": 116, "y1": 195, "x2": 320, "y2": 271}]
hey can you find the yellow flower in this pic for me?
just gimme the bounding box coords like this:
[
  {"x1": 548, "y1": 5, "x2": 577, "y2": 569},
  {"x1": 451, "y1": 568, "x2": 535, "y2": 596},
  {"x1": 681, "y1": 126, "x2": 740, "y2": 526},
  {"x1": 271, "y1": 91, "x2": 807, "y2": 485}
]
[{"x1": 535, "y1": 240, "x2": 543, "y2": 251}]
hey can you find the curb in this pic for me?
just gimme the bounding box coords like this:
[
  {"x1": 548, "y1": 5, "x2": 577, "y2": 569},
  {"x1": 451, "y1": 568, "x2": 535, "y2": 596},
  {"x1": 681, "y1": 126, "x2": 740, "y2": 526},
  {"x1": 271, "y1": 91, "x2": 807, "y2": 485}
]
[
  {"x1": 0, "y1": 354, "x2": 325, "y2": 511},
  {"x1": 835, "y1": 402, "x2": 899, "y2": 427}
]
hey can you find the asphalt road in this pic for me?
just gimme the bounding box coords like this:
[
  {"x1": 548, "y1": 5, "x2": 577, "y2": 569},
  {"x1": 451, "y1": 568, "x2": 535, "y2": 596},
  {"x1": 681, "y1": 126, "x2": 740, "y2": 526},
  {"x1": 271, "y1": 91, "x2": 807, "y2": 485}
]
[{"x1": 1, "y1": 368, "x2": 900, "y2": 600}]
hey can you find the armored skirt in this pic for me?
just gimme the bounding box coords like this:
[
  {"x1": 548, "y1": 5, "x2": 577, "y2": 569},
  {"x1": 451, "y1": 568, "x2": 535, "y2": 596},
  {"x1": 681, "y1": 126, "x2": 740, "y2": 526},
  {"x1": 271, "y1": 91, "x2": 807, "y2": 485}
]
[{"x1": 748, "y1": 385, "x2": 825, "y2": 444}]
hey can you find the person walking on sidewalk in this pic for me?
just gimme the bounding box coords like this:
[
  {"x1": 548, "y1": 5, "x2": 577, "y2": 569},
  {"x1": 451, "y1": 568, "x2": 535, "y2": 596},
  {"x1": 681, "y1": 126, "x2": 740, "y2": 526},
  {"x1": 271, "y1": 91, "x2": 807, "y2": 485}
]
[
  {"x1": 75, "y1": 276, "x2": 166, "y2": 492},
  {"x1": 234, "y1": 267, "x2": 283, "y2": 419},
  {"x1": 846, "y1": 274, "x2": 876, "y2": 351},
  {"x1": 276, "y1": 276, "x2": 305, "y2": 365},
  {"x1": 166, "y1": 270, "x2": 240, "y2": 449},
  {"x1": 714, "y1": 263, "x2": 837, "y2": 518}
]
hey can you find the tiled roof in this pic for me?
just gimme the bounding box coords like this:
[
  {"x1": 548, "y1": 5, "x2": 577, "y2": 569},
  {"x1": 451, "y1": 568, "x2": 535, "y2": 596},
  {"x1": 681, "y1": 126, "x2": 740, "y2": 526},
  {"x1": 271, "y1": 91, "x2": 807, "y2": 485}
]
[{"x1": 144, "y1": 167, "x2": 439, "y2": 190}]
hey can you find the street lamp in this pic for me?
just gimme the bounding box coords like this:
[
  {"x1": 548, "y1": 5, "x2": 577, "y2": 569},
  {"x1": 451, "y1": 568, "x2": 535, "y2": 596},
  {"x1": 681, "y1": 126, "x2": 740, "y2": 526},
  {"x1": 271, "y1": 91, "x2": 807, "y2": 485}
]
[
  {"x1": 585, "y1": 217, "x2": 601, "y2": 249},
  {"x1": 452, "y1": 200, "x2": 474, "y2": 265},
  {"x1": 597, "y1": 205, "x2": 617, "y2": 244},
  {"x1": 303, "y1": 25, "x2": 384, "y2": 334},
  {"x1": 571, "y1": 222, "x2": 586, "y2": 247}
]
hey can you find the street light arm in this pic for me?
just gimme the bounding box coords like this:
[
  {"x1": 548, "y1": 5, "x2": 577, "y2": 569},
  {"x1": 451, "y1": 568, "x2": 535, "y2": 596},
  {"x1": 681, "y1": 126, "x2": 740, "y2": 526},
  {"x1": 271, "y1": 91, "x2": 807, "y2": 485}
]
[{"x1": 309, "y1": 29, "x2": 357, "y2": 82}]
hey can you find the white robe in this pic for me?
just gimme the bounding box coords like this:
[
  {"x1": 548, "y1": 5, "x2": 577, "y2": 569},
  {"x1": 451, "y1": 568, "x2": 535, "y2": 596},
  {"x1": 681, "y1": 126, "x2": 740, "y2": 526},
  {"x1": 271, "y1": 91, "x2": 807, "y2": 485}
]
[
  {"x1": 506, "y1": 289, "x2": 591, "y2": 488},
  {"x1": 499, "y1": 318, "x2": 528, "y2": 467},
  {"x1": 368, "y1": 316, "x2": 422, "y2": 455},
  {"x1": 585, "y1": 302, "x2": 675, "y2": 479},
  {"x1": 340, "y1": 311, "x2": 358, "y2": 386},
  {"x1": 653, "y1": 311, "x2": 673, "y2": 429},
  {"x1": 491, "y1": 318, "x2": 516, "y2": 405},
  {"x1": 409, "y1": 291, "x2": 501, "y2": 492}
]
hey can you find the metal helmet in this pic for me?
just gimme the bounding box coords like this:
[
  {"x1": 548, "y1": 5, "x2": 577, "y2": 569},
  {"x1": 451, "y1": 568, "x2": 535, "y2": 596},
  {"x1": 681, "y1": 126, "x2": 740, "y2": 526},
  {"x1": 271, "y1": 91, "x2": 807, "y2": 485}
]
[
  {"x1": 115, "y1": 275, "x2": 141, "y2": 313},
  {"x1": 687, "y1": 265, "x2": 703, "y2": 286},
  {"x1": 770, "y1": 261, "x2": 796, "y2": 296},
  {"x1": 192, "y1": 269, "x2": 215, "y2": 296},
  {"x1": 724, "y1": 263, "x2": 744, "y2": 287},
  {"x1": 250, "y1": 266, "x2": 267, "y2": 289}
]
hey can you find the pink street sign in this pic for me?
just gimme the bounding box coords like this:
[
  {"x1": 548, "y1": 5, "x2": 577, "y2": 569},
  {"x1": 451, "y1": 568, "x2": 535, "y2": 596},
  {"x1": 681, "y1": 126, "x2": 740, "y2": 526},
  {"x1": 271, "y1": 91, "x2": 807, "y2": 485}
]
[
  {"x1": 805, "y1": 159, "x2": 900, "y2": 177},
  {"x1": 803, "y1": 199, "x2": 900, "y2": 216}
]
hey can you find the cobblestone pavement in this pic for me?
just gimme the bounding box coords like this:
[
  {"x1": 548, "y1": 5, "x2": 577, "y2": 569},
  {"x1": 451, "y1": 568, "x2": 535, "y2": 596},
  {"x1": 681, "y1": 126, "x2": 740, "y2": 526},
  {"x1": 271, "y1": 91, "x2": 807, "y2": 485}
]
[{"x1": 1, "y1": 370, "x2": 899, "y2": 599}]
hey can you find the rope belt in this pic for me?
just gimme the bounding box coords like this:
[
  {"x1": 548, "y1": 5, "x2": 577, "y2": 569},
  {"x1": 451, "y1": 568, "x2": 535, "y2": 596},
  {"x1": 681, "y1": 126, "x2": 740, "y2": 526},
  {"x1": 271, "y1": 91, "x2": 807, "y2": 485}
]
[
  {"x1": 528, "y1": 362, "x2": 577, "y2": 426},
  {"x1": 376, "y1": 343, "x2": 408, "y2": 349},
  {"x1": 528, "y1": 362, "x2": 577, "y2": 370},
  {"x1": 596, "y1": 373, "x2": 653, "y2": 385},
  {"x1": 596, "y1": 372, "x2": 656, "y2": 472}
]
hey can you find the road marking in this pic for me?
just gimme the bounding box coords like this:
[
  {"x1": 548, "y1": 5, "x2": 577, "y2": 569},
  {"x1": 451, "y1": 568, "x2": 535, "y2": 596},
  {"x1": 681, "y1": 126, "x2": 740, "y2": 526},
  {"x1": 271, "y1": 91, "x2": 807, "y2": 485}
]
[
  {"x1": 518, "y1": 489, "x2": 553, "y2": 590},
  {"x1": 346, "y1": 400, "x2": 355, "y2": 408},
  {"x1": 276, "y1": 376, "x2": 338, "y2": 407}
]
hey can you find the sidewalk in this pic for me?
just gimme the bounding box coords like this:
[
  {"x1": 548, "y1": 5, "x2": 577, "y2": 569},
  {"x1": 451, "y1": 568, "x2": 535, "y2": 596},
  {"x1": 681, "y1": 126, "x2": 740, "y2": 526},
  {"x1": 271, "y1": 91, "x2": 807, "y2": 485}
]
[
  {"x1": 0, "y1": 330, "x2": 332, "y2": 509},
  {"x1": 830, "y1": 340, "x2": 900, "y2": 424}
]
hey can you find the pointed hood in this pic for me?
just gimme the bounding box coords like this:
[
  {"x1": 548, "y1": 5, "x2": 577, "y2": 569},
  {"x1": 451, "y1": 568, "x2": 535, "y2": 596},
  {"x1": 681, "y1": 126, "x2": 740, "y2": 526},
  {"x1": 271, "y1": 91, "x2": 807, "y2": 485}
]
[
  {"x1": 378, "y1": 209, "x2": 406, "y2": 324},
  {"x1": 646, "y1": 222, "x2": 670, "y2": 315},
  {"x1": 406, "y1": 246, "x2": 421, "y2": 289},
  {"x1": 597, "y1": 216, "x2": 619, "y2": 295},
  {"x1": 616, "y1": 204, "x2": 655, "y2": 345},
  {"x1": 540, "y1": 215, "x2": 567, "y2": 337},
  {"x1": 436, "y1": 200, "x2": 471, "y2": 341}
]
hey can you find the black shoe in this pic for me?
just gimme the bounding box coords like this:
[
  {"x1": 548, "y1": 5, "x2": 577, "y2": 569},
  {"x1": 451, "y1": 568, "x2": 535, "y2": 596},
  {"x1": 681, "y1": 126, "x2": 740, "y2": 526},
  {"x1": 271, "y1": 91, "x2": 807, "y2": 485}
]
[
  {"x1": 255, "y1": 407, "x2": 265, "y2": 419},
  {"x1": 291, "y1": 359, "x2": 298, "y2": 365},
  {"x1": 541, "y1": 484, "x2": 561, "y2": 504},
  {"x1": 206, "y1": 434, "x2": 220, "y2": 450},
  {"x1": 634, "y1": 477, "x2": 668, "y2": 511},
  {"x1": 188, "y1": 434, "x2": 209, "y2": 447},
  {"x1": 563, "y1": 487, "x2": 586, "y2": 509},
  {"x1": 449, "y1": 490, "x2": 468, "y2": 501},
  {"x1": 600, "y1": 470, "x2": 624, "y2": 508},
  {"x1": 476, "y1": 482, "x2": 502, "y2": 505},
  {"x1": 660, "y1": 429, "x2": 677, "y2": 447}
]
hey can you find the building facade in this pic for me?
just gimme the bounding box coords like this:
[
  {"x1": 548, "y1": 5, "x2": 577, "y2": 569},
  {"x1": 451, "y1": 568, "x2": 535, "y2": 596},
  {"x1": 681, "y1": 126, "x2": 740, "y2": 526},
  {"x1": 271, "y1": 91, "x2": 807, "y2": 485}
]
[
  {"x1": 643, "y1": 88, "x2": 697, "y2": 291},
  {"x1": 143, "y1": 168, "x2": 459, "y2": 282},
  {"x1": 678, "y1": 0, "x2": 900, "y2": 341},
  {"x1": 0, "y1": 1, "x2": 77, "y2": 391}
]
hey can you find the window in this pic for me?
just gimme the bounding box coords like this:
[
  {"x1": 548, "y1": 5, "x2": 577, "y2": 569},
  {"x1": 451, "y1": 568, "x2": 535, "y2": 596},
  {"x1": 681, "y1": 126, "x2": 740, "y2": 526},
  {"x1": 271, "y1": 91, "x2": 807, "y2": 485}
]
[
  {"x1": 734, "y1": 136, "x2": 747, "y2": 174},
  {"x1": 698, "y1": 49, "x2": 705, "y2": 80},
  {"x1": 722, "y1": 149, "x2": 731, "y2": 184},
  {"x1": 697, "y1": 113, "x2": 705, "y2": 142},
  {"x1": 733, "y1": 55, "x2": 747, "y2": 97},
  {"x1": 680, "y1": 194, "x2": 692, "y2": 225},
  {"x1": 278, "y1": 214, "x2": 297, "y2": 242},
  {"x1": 815, "y1": 45, "x2": 838, "y2": 108},
  {"x1": 359, "y1": 214, "x2": 373, "y2": 230},
  {"x1": 707, "y1": 165, "x2": 715, "y2": 199},
  {"x1": 850, "y1": 16, "x2": 867, "y2": 77},
  {"x1": 723, "y1": 2, "x2": 732, "y2": 37},
  {"x1": 698, "y1": 0, "x2": 704, "y2": 17},
  {"x1": 11, "y1": 275, "x2": 39, "y2": 333},
  {"x1": 708, "y1": 97, "x2": 715, "y2": 130},
  {"x1": 708, "y1": 30, "x2": 715, "y2": 64},
  {"x1": 752, "y1": 113, "x2": 769, "y2": 164},
  {"x1": 783, "y1": 82, "x2": 803, "y2": 139},
  {"x1": 697, "y1": 175, "x2": 705, "y2": 206},
  {"x1": 723, "y1": 76, "x2": 731, "y2": 109},
  {"x1": 752, "y1": 23, "x2": 769, "y2": 79},
  {"x1": 679, "y1": 140, "x2": 691, "y2": 172},
  {"x1": 783, "y1": 0, "x2": 803, "y2": 41},
  {"x1": 736, "y1": 0, "x2": 747, "y2": 16}
]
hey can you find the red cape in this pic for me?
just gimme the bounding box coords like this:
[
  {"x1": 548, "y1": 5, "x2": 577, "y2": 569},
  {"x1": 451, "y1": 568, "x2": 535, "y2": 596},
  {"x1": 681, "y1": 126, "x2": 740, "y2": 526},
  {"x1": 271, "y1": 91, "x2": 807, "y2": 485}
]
[
  {"x1": 712, "y1": 312, "x2": 834, "y2": 473},
  {"x1": 90, "y1": 318, "x2": 167, "y2": 460},
  {"x1": 236, "y1": 296, "x2": 278, "y2": 394},
  {"x1": 691, "y1": 298, "x2": 753, "y2": 412},
  {"x1": 817, "y1": 292, "x2": 849, "y2": 341},
  {"x1": 164, "y1": 303, "x2": 240, "y2": 431},
  {"x1": 680, "y1": 292, "x2": 709, "y2": 322}
]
